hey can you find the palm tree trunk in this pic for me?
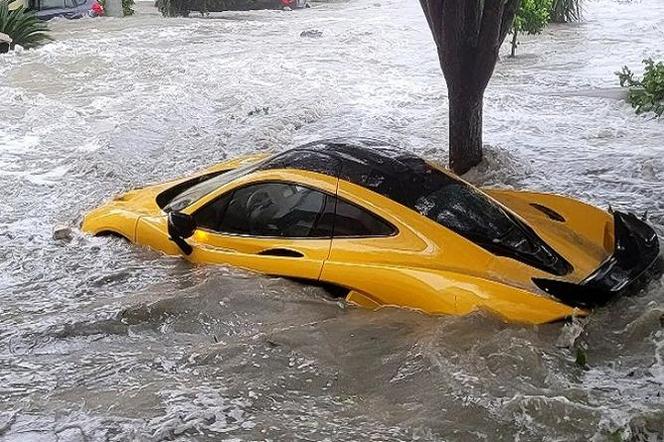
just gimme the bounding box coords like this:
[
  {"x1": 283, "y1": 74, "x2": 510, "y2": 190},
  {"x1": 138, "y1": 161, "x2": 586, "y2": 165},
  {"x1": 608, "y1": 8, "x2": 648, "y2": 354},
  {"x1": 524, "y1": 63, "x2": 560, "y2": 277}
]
[{"x1": 448, "y1": 90, "x2": 483, "y2": 174}]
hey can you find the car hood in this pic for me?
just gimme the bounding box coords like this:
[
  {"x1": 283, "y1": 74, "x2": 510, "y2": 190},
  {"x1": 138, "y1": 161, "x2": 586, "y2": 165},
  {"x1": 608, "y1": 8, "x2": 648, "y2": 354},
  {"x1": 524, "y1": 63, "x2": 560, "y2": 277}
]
[{"x1": 112, "y1": 153, "x2": 272, "y2": 217}]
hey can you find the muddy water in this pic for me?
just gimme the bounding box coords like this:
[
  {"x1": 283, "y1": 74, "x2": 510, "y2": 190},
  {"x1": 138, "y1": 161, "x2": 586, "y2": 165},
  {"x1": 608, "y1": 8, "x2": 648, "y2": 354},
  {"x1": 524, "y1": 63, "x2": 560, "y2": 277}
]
[{"x1": 1, "y1": 0, "x2": 664, "y2": 440}]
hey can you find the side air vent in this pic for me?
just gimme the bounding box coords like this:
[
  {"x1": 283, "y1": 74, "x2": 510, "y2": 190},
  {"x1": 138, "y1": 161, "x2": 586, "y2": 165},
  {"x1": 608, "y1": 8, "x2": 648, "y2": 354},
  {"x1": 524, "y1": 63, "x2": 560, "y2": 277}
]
[{"x1": 530, "y1": 203, "x2": 565, "y2": 222}]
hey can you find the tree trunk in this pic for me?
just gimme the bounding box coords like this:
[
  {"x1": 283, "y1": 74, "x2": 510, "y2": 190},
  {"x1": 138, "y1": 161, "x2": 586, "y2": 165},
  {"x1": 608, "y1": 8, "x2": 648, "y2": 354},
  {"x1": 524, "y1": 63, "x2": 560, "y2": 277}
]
[
  {"x1": 448, "y1": 91, "x2": 483, "y2": 174},
  {"x1": 418, "y1": 0, "x2": 520, "y2": 174},
  {"x1": 510, "y1": 28, "x2": 518, "y2": 57}
]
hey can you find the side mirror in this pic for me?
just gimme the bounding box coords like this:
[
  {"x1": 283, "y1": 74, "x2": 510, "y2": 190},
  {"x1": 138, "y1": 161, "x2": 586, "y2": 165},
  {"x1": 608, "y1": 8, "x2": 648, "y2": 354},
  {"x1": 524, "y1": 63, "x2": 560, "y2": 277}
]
[{"x1": 167, "y1": 211, "x2": 196, "y2": 255}]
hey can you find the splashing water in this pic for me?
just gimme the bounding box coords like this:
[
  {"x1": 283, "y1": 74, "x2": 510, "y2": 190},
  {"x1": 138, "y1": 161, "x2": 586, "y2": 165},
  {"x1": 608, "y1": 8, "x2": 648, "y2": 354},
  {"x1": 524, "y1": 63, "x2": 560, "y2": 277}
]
[{"x1": 1, "y1": 0, "x2": 664, "y2": 440}]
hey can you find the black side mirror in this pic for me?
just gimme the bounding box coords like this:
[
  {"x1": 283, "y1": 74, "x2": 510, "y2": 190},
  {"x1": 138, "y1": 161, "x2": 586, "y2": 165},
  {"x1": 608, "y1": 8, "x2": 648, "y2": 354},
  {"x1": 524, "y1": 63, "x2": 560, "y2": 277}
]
[{"x1": 167, "y1": 211, "x2": 196, "y2": 255}]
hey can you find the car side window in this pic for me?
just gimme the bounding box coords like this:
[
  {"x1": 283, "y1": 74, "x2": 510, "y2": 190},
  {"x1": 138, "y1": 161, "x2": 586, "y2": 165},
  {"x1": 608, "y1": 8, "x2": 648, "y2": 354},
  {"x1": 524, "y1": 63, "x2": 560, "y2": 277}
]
[
  {"x1": 194, "y1": 192, "x2": 233, "y2": 232},
  {"x1": 195, "y1": 182, "x2": 329, "y2": 238},
  {"x1": 333, "y1": 199, "x2": 395, "y2": 237},
  {"x1": 37, "y1": 0, "x2": 66, "y2": 8}
]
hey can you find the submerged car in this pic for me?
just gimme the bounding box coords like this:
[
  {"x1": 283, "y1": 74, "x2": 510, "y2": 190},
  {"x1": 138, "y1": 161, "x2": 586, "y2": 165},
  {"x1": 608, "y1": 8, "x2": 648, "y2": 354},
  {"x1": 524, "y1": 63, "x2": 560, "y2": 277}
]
[
  {"x1": 82, "y1": 139, "x2": 660, "y2": 324},
  {"x1": 156, "y1": 0, "x2": 307, "y2": 17},
  {"x1": 27, "y1": 0, "x2": 99, "y2": 20}
]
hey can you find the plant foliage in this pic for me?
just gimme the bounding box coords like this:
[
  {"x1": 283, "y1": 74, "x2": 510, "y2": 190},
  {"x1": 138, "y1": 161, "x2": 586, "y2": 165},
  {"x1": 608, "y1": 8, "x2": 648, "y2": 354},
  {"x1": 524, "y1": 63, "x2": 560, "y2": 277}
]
[
  {"x1": 0, "y1": 0, "x2": 51, "y2": 50},
  {"x1": 550, "y1": 0, "x2": 582, "y2": 23},
  {"x1": 617, "y1": 58, "x2": 664, "y2": 118},
  {"x1": 510, "y1": 0, "x2": 552, "y2": 57},
  {"x1": 122, "y1": 0, "x2": 135, "y2": 16}
]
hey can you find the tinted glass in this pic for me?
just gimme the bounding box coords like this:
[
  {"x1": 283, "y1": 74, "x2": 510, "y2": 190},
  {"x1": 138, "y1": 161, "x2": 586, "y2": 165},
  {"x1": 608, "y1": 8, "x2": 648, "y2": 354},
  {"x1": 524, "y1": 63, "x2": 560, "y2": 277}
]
[
  {"x1": 164, "y1": 162, "x2": 262, "y2": 213},
  {"x1": 200, "y1": 182, "x2": 328, "y2": 238},
  {"x1": 333, "y1": 199, "x2": 395, "y2": 237},
  {"x1": 260, "y1": 141, "x2": 516, "y2": 240},
  {"x1": 194, "y1": 192, "x2": 232, "y2": 232},
  {"x1": 38, "y1": 0, "x2": 66, "y2": 8},
  {"x1": 258, "y1": 149, "x2": 340, "y2": 177}
]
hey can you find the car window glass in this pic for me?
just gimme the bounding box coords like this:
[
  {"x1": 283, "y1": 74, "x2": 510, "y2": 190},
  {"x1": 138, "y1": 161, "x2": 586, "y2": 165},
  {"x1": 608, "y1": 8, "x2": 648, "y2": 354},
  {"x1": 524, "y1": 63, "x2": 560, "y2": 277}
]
[
  {"x1": 38, "y1": 0, "x2": 66, "y2": 8},
  {"x1": 164, "y1": 162, "x2": 262, "y2": 212},
  {"x1": 333, "y1": 199, "x2": 395, "y2": 237},
  {"x1": 199, "y1": 182, "x2": 328, "y2": 238},
  {"x1": 194, "y1": 192, "x2": 232, "y2": 232}
]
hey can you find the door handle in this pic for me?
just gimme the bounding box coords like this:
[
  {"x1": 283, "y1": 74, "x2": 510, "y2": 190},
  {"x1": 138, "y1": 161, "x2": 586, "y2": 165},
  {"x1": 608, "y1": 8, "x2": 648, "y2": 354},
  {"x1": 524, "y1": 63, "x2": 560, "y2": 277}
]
[{"x1": 258, "y1": 248, "x2": 304, "y2": 258}]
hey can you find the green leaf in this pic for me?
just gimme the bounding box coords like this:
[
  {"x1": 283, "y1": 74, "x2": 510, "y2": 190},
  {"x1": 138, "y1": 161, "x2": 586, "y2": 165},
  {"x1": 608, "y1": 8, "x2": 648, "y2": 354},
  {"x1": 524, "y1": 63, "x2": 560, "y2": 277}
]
[
  {"x1": 617, "y1": 58, "x2": 664, "y2": 118},
  {"x1": 0, "y1": 0, "x2": 51, "y2": 50},
  {"x1": 550, "y1": 0, "x2": 582, "y2": 23}
]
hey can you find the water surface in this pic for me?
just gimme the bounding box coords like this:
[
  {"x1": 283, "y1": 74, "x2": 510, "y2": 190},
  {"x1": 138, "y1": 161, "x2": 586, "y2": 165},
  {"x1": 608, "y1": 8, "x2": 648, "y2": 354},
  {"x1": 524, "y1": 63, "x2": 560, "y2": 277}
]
[{"x1": 1, "y1": 0, "x2": 664, "y2": 439}]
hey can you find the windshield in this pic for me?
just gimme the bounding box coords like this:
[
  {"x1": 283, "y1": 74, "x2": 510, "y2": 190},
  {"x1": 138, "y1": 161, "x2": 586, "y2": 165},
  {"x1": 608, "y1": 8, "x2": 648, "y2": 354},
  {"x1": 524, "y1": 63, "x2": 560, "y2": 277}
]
[{"x1": 164, "y1": 161, "x2": 261, "y2": 212}]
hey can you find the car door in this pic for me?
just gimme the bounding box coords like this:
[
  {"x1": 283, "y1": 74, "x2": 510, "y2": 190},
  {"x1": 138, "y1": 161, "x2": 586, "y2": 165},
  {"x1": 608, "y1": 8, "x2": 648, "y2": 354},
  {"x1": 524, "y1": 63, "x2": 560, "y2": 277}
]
[
  {"x1": 186, "y1": 181, "x2": 335, "y2": 281},
  {"x1": 318, "y1": 195, "x2": 403, "y2": 303},
  {"x1": 319, "y1": 185, "x2": 454, "y2": 312}
]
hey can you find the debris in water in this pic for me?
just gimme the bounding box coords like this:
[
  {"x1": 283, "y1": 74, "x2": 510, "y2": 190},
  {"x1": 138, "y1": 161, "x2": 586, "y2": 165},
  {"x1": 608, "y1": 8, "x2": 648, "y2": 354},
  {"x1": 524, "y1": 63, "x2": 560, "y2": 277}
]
[
  {"x1": 248, "y1": 107, "x2": 270, "y2": 116},
  {"x1": 555, "y1": 318, "x2": 585, "y2": 348},
  {"x1": 575, "y1": 346, "x2": 589, "y2": 370},
  {"x1": 300, "y1": 29, "x2": 323, "y2": 38},
  {"x1": 53, "y1": 225, "x2": 73, "y2": 242},
  {"x1": 0, "y1": 411, "x2": 17, "y2": 436}
]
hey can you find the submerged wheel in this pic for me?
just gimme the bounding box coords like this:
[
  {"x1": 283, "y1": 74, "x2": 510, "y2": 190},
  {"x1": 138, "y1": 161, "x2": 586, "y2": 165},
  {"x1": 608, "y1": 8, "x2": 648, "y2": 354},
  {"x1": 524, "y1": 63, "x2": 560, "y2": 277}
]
[{"x1": 96, "y1": 231, "x2": 129, "y2": 241}]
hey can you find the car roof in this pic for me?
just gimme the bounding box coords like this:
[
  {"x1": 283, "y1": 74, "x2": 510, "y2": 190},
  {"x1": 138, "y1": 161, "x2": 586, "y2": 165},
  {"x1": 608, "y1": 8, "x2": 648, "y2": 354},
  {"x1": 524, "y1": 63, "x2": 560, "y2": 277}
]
[
  {"x1": 258, "y1": 137, "x2": 419, "y2": 178},
  {"x1": 256, "y1": 138, "x2": 453, "y2": 203}
]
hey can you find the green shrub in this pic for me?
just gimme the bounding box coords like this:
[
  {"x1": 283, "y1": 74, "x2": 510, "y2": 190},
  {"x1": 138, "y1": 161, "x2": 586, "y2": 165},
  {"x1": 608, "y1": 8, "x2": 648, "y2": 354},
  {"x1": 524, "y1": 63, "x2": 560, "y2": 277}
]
[
  {"x1": 0, "y1": 0, "x2": 51, "y2": 51},
  {"x1": 509, "y1": 0, "x2": 552, "y2": 57},
  {"x1": 550, "y1": 0, "x2": 582, "y2": 23},
  {"x1": 617, "y1": 59, "x2": 664, "y2": 118},
  {"x1": 122, "y1": 0, "x2": 135, "y2": 16}
]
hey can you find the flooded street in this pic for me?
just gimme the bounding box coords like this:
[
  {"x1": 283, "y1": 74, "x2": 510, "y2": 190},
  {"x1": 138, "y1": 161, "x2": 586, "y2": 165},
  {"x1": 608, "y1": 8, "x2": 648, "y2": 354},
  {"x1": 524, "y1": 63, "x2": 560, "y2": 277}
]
[{"x1": 1, "y1": 0, "x2": 664, "y2": 439}]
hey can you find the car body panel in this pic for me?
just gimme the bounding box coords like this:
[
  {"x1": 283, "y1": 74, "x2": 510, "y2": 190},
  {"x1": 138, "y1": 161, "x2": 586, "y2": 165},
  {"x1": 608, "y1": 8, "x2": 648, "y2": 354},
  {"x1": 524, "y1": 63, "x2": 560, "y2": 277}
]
[
  {"x1": 82, "y1": 153, "x2": 271, "y2": 239},
  {"x1": 30, "y1": 0, "x2": 97, "y2": 20},
  {"x1": 189, "y1": 233, "x2": 331, "y2": 280},
  {"x1": 322, "y1": 264, "x2": 578, "y2": 323},
  {"x1": 82, "y1": 143, "x2": 659, "y2": 324},
  {"x1": 485, "y1": 189, "x2": 614, "y2": 279}
]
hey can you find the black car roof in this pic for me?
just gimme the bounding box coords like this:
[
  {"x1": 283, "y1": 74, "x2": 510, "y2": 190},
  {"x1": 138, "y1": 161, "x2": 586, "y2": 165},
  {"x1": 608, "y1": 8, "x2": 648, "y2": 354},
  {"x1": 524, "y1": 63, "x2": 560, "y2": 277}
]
[
  {"x1": 258, "y1": 138, "x2": 415, "y2": 176},
  {"x1": 257, "y1": 138, "x2": 443, "y2": 201}
]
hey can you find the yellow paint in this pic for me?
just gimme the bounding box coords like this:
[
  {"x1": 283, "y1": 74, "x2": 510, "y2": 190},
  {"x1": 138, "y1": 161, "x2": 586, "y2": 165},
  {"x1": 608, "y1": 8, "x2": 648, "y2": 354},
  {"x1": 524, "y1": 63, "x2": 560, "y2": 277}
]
[
  {"x1": 346, "y1": 290, "x2": 382, "y2": 309},
  {"x1": 82, "y1": 153, "x2": 618, "y2": 324}
]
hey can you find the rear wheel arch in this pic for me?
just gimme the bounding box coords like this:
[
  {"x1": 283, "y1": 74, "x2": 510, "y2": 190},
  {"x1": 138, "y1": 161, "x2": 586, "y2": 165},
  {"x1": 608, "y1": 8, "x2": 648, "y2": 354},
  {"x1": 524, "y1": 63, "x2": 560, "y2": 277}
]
[{"x1": 95, "y1": 230, "x2": 130, "y2": 241}]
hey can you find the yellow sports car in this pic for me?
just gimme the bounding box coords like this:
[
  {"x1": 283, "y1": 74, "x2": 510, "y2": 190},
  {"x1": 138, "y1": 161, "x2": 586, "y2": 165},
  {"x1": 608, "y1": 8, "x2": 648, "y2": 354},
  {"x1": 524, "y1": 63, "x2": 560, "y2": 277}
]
[{"x1": 83, "y1": 139, "x2": 660, "y2": 324}]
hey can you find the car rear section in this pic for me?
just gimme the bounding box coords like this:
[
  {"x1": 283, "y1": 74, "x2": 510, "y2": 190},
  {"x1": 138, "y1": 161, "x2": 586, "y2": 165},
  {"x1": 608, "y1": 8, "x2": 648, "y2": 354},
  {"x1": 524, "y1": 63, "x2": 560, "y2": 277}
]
[{"x1": 487, "y1": 189, "x2": 661, "y2": 309}]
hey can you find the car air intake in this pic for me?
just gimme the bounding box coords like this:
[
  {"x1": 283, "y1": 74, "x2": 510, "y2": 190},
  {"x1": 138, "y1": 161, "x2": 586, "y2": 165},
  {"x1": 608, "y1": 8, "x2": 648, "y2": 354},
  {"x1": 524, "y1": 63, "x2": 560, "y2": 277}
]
[{"x1": 530, "y1": 203, "x2": 565, "y2": 222}]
